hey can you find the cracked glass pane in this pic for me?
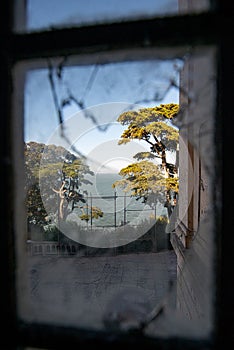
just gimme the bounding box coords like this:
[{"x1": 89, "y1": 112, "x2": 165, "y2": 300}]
[{"x1": 13, "y1": 46, "x2": 216, "y2": 338}]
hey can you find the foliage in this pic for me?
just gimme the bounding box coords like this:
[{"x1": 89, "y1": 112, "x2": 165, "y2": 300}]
[
  {"x1": 112, "y1": 160, "x2": 166, "y2": 204},
  {"x1": 25, "y1": 141, "x2": 103, "y2": 227},
  {"x1": 113, "y1": 103, "x2": 179, "y2": 209},
  {"x1": 79, "y1": 206, "x2": 104, "y2": 222},
  {"x1": 117, "y1": 103, "x2": 179, "y2": 154},
  {"x1": 165, "y1": 176, "x2": 179, "y2": 193}
]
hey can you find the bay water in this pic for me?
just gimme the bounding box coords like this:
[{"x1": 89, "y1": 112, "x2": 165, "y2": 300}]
[{"x1": 80, "y1": 173, "x2": 167, "y2": 228}]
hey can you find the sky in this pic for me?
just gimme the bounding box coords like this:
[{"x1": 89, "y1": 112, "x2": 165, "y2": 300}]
[
  {"x1": 25, "y1": 59, "x2": 182, "y2": 173},
  {"x1": 24, "y1": 1, "x2": 181, "y2": 174},
  {"x1": 26, "y1": 0, "x2": 178, "y2": 31}
]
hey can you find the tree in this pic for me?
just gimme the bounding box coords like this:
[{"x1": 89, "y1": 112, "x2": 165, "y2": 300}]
[
  {"x1": 25, "y1": 141, "x2": 103, "y2": 228},
  {"x1": 112, "y1": 103, "x2": 179, "y2": 215}
]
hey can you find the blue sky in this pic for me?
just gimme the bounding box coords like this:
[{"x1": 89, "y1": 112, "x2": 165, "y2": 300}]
[
  {"x1": 25, "y1": 60, "x2": 181, "y2": 140},
  {"x1": 25, "y1": 59, "x2": 182, "y2": 173},
  {"x1": 24, "y1": 1, "x2": 181, "y2": 174},
  {"x1": 27, "y1": 0, "x2": 178, "y2": 31}
]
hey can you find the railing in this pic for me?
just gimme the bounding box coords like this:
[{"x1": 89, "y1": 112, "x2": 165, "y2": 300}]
[
  {"x1": 27, "y1": 241, "x2": 79, "y2": 256},
  {"x1": 74, "y1": 192, "x2": 158, "y2": 229},
  {"x1": 27, "y1": 193, "x2": 171, "y2": 257}
]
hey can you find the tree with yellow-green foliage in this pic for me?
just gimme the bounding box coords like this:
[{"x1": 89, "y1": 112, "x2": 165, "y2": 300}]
[{"x1": 112, "y1": 103, "x2": 179, "y2": 214}]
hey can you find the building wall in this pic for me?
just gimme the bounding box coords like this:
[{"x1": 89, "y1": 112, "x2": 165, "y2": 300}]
[{"x1": 171, "y1": 47, "x2": 215, "y2": 328}]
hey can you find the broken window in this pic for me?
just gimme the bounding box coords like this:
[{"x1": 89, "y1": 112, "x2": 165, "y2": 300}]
[
  {"x1": 1, "y1": 0, "x2": 230, "y2": 349},
  {"x1": 12, "y1": 44, "x2": 216, "y2": 339}
]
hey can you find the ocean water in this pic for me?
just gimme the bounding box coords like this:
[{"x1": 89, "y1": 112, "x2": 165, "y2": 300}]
[{"x1": 79, "y1": 173, "x2": 167, "y2": 228}]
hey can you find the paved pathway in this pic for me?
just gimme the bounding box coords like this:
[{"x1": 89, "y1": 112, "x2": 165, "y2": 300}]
[{"x1": 26, "y1": 250, "x2": 177, "y2": 331}]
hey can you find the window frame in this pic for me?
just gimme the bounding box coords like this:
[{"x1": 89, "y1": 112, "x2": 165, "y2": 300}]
[{"x1": 0, "y1": 0, "x2": 233, "y2": 348}]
